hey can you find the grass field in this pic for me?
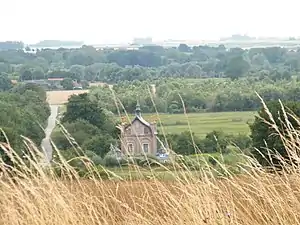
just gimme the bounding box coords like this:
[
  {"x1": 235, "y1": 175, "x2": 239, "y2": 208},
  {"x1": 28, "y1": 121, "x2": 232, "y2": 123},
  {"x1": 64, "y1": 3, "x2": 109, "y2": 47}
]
[
  {"x1": 58, "y1": 103, "x2": 255, "y2": 137},
  {"x1": 122, "y1": 111, "x2": 256, "y2": 138}
]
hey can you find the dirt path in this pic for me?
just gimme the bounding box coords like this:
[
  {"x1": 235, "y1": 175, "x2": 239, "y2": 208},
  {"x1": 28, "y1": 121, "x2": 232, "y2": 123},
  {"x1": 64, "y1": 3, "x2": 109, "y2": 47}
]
[{"x1": 41, "y1": 105, "x2": 59, "y2": 163}]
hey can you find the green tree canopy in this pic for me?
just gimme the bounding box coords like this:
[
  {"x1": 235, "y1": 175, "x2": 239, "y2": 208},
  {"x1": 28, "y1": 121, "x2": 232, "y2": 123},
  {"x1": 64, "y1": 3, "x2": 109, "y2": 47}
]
[
  {"x1": 250, "y1": 100, "x2": 300, "y2": 167},
  {"x1": 61, "y1": 78, "x2": 74, "y2": 90}
]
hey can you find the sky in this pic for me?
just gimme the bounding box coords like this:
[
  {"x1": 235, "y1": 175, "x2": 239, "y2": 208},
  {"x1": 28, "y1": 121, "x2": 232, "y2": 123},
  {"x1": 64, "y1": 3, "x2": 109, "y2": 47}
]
[{"x1": 1, "y1": 0, "x2": 299, "y2": 44}]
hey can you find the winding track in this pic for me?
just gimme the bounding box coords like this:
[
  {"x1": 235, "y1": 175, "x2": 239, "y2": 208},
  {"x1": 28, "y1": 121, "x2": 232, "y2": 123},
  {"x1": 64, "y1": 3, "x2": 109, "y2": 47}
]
[
  {"x1": 41, "y1": 105, "x2": 59, "y2": 163},
  {"x1": 41, "y1": 89, "x2": 89, "y2": 162}
]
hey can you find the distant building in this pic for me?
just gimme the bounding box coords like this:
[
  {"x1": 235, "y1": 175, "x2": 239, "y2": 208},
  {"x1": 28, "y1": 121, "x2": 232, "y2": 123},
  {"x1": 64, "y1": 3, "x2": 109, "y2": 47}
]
[
  {"x1": 132, "y1": 37, "x2": 153, "y2": 45},
  {"x1": 72, "y1": 80, "x2": 82, "y2": 89},
  {"x1": 119, "y1": 103, "x2": 158, "y2": 155},
  {"x1": 11, "y1": 80, "x2": 18, "y2": 85},
  {"x1": 47, "y1": 78, "x2": 64, "y2": 89},
  {"x1": 47, "y1": 78, "x2": 64, "y2": 82}
]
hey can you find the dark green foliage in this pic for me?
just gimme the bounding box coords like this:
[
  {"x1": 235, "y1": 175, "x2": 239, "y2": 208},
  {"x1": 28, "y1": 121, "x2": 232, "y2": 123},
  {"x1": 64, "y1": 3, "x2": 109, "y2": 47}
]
[
  {"x1": 62, "y1": 93, "x2": 104, "y2": 128},
  {"x1": 12, "y1": 83, "x2": 47, "y2": 102},
  {"x1": 0, "y1": 73, "x2": 12, "y2": 91},
  {"x1": 162, "y1": 131, "x2": 200, "y2": 155},
  {"x1": 103, "y1": 155, "x2": 123, "y2": 167},
  {"x1": 0, "y1": 45, "x2": 298, "y2": 84},
  {"x1": 228, "y1": 134, "x2": 252, "y2": 150},
  {"x1": 56, "y1": 93, "x2": 118, "y2": 157},
  {"x1": 90, "y1": 77, "x2": 300, "y2": 114},
  {"x1": 61, "y1": 78, "x2": 74, "y2": 90},
  {"x1": 201, "y1": 131, "x2": 230, "y2": 153},
  {"x1": 0, "y1": 83, "x2": 50, "y2": 163},
  {"x1": 225, "y1": 56, "x2": 250, "y2": 80},
  {"x1": 250, "y1": 100, "x2": 300, "y2": 167},
  {"x1": 82, "y1": 135, "x2": 116, "y2": 158},
  {"x1": 162, "y1": 130, "x2": 252, "y2": 155},
  {"x1": 52, "y1": 119, "x2": 100, "y2": 149}
]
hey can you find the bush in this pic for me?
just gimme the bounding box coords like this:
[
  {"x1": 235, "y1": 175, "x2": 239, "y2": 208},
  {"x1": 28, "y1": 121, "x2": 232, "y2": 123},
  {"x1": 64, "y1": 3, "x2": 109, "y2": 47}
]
[
  {"x1": 103, "y1": 155, "x2": 127, "y2": 167},
  {"x1": 134, "y1": 155, "x2": 160, "y2": 167},
  {"x1": 91, "y1": 155, "x2": 103, "y2": 165}
]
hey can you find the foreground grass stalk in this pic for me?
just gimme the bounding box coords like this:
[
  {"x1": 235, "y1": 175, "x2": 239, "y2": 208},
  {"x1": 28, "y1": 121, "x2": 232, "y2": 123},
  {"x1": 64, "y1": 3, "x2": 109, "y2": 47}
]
[{"x1": 2, "y1": 98, "x2": 300, "y2": 224}]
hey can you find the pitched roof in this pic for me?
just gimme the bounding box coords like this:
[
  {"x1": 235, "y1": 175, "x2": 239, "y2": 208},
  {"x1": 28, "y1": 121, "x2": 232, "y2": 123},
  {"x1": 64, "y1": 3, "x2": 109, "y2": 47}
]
[
  {"x1": 125, "y1": 102, "x2": 151, "y2": 129},
  {"x1": 47, "y1": 78, "x2": 64, "y2": 81},
  {"x1": 132, "y1": 115, "x2": 150, "y2": 127}
]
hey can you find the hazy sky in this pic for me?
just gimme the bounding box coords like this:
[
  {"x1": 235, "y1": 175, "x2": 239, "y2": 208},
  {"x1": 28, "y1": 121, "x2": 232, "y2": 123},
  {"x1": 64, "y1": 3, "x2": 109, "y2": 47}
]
[{"x1": 1, "y1": 0, "x2": 298, "y2": 44}]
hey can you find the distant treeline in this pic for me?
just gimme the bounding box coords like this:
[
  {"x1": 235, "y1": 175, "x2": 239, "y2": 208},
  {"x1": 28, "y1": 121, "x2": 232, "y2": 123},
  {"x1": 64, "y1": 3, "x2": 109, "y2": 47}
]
[
  {"x1": 0, "y1": 44, "x2": 299, "y2": 83},
  {"x1": 91, "y1": 78, "x2": 300, "y2": 113}
]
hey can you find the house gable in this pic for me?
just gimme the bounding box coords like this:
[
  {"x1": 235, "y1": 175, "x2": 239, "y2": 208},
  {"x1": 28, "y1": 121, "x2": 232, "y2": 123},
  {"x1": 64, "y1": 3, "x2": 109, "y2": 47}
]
[
  {"x1": 126, "y1": 119, "x2": 152, "y2": 136},
  {"x1": 120, "y1": 101, "x2": 158, "y2": 155}
]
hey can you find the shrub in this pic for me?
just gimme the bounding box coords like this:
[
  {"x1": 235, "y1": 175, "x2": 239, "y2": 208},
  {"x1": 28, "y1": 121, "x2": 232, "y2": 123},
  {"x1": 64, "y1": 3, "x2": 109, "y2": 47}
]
[{"x1": 103, "y1": 155, "x2": 127, "y2": 167}]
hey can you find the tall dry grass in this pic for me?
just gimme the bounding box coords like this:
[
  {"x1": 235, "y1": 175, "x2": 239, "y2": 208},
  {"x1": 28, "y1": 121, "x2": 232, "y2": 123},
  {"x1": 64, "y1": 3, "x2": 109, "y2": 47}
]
[{"x1": 2, "y1": 96, "x2": 300, "y2": 224}]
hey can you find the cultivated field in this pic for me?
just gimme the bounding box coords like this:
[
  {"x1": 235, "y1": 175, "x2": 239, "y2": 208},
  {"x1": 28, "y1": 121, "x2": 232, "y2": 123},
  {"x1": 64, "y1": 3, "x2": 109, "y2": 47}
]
[
  {"x1": 46, "y1": 90, "x2": 89, "y2": 105},
  {"x1": 123, "y1": 111, "x2": 256, "y2": 138}
]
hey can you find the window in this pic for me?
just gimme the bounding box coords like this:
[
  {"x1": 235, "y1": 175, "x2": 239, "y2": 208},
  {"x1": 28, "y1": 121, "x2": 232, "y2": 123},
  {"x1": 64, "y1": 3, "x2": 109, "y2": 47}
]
[
  {"x1": 143, "y1": 143, "x2": 149, "y2": 153},
  {"x1": 127, "y1": 143, "x2": 134, "y2": 153}
]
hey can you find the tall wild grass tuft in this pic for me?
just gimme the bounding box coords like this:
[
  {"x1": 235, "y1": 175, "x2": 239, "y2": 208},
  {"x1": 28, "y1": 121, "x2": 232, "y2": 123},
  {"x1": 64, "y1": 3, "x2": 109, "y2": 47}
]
[{"x1": 1, "y1": 95, "x2": 300, "y2": 224}]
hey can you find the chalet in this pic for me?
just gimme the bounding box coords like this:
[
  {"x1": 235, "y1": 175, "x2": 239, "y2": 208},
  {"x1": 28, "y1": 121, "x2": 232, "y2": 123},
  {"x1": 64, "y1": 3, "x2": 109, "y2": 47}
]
[{"x1": 119, "y1": 103, "x2": 158, "y2": 155}]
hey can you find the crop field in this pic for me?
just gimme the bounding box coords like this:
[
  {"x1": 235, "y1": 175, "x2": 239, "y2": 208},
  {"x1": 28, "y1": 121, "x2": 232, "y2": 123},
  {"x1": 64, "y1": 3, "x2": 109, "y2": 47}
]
[
  {"x1": 123, "y1": 111, "x2": 256, "y2": 138},
  {"x1": 46, "y1": 90, "x2": 89, "y2": 105}
]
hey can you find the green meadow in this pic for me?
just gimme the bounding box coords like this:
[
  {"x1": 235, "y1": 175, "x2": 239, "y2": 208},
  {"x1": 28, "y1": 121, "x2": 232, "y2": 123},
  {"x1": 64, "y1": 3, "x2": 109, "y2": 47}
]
[
  {"x1": 124, "y1": 111, "x2": 257, "y2": 138},
  {"x1": 59, "y1": 104, "x2": 256, "y2": 138}
]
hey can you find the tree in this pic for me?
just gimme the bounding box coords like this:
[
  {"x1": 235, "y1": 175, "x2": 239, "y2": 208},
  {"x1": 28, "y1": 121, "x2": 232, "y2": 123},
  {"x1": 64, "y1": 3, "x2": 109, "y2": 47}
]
[
  {"x1": 51, "y1": 119, "x2": 101, "y2": 149},
  {"x1": 201, "y1": 130, "x2": 229, "y2": 153},
  {"x1": 20, "y1": 70, "x2": 33, "y2": 81},
  {"x1": 163, "y1": 131, "x2": 201, "y2": 155},
  {"x1": 178, "y1": 44, "x2": 191, "y2": 52},
  {"x1": 12, "y1": 83, "x2": 47, "y2": 102},
  {"x1": 0, "y1": 84, "x2": 50, "y2": 163},
  {"x1": 0, "y1": 73, "x2": 12, "y2": 91},
  {"x1": 62, "y1": 93, "x2": 117, "y2": 134},
  {"x1": 225, "y1": 56, "x2": 250, "y2": 80},
  {"x1": 82, "y1": 134, "x2": 116, "y2": 157},
  {"x1": 61, "y1": 78, "x2": 74, "y2": 90},
  {"x1": 69, "y1": 65, "x2": 85, "y2": 81},
  {"x1": 250, "y1": 100, "x2": 300, "y2": 167},
  {"x1": 32, "y1": 68, "x2": 45, "y2": 80},
  {"x1": 57, "y1": 93, "x2": 118, "y2": 157}
]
